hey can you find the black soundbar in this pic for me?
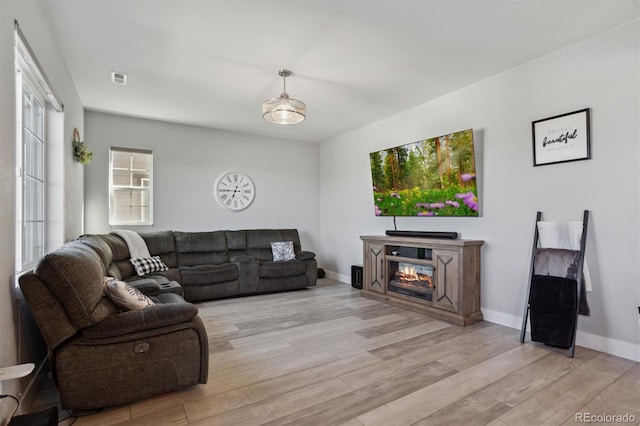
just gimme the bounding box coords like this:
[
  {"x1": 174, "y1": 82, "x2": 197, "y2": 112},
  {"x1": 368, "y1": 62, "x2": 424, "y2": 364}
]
[{"x1": 385, "y1": 230, "x2": 458, "y2": 239}]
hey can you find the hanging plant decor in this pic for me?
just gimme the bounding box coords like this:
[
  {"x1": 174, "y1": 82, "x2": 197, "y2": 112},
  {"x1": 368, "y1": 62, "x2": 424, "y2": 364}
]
[{"x1": 72, "y1": 127, "x2": 92, "y2": 164}]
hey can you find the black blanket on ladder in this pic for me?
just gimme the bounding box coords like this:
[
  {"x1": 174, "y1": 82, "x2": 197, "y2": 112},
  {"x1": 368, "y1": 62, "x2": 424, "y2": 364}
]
[{"x1": 528, "y1": 274, "x2": 578, "y2": 349}]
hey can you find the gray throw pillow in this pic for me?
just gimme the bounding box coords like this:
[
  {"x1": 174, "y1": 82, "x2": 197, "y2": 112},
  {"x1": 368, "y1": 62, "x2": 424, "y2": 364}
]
[{"x1": 271, "y1": 241, "x2": 296, "y2": 262}]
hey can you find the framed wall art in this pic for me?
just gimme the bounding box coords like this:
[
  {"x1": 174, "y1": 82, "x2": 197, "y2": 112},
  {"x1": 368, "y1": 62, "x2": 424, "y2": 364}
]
[{"x1": 532, "y1": 108, "x2": 590, "y2": 167}]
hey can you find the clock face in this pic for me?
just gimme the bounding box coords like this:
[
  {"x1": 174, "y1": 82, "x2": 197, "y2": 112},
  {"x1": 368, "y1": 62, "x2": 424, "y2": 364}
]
[{"x1": 214, "y1": 171, "x2": 255, "y2": 211}]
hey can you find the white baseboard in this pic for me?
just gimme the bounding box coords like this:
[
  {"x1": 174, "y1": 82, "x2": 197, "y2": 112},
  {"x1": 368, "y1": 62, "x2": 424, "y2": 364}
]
[
  {"x1": 323, "y1": 271, "x2": 640, "y2": 362},
  {"x1": 573, "y1": 330, "x2": 640, "y2": 362},
  {"x1": 481, "y1": 308, "x2": 523, "y2": 330},
  {"x1": 324, "y1": 270, "x2": 350, "y2": 284},
  {"x1": 482, "y1": 308, "x2": 640, "y2": 362}
]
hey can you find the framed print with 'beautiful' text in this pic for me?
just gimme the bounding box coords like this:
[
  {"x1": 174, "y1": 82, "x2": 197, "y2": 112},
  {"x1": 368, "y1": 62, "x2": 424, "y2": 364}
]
[{"x1": 532, "y1": 108, "x2": 590, "y2": 167}]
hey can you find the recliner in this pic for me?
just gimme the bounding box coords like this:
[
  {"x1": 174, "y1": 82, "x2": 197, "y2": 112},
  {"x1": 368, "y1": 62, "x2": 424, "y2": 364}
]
[{"x1": 19, "y1": 241, "x2": 208, "y2": 411}]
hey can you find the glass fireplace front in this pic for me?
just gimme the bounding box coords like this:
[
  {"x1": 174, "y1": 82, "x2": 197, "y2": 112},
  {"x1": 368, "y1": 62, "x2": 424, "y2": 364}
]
[{"x1": 387, "y1": 261, "x2": 434, "y2": 301}]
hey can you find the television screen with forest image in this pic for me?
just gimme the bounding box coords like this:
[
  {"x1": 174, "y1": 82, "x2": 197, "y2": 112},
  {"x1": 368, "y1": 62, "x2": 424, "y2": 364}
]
[{"x1": 370, "y1": 128, "x2": 479, "y2": 217}]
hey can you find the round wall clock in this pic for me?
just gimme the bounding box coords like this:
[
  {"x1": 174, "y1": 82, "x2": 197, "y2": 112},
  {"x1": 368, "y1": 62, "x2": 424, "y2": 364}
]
[{"x1": 214, "y1": 171, "x2": 255, "y2": 211}]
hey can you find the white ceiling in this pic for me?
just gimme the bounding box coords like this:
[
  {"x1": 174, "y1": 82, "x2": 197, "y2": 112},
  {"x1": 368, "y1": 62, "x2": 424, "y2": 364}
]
[{"x1": 42, "y1": 0, "x2": 638, "y2": 143}]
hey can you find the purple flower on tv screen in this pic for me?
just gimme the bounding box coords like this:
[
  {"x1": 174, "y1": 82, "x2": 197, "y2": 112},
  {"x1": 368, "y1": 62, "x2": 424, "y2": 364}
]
[
  {"x1": 461, "y1": 173, "x2": 475, "y2": 182},
  {"x1": 455, "y1": 191, "x2": 478, "y2": 212}
]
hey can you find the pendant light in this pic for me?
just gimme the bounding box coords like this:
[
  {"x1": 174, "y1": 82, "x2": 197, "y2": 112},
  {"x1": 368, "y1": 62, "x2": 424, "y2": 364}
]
[{"x1": 262, "y1": 69, "x2": 306, "y2": 125}]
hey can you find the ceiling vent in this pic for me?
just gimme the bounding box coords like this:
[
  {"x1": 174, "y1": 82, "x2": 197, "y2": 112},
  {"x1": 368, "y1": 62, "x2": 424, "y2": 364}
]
[{"x1": 111, "y1": 71, "x2": 127, "y2": 85}]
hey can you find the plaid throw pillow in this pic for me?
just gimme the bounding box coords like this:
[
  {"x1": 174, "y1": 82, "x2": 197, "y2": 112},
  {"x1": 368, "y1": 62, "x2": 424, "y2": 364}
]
[{"x1": 130, "y1": 256, "x2": 169, "y2": 276}]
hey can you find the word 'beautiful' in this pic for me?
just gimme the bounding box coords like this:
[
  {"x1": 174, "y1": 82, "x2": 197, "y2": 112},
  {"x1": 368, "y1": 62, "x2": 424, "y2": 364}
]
[{"x1": 543, "y1": 129, "x2": 578, "y2": 147}]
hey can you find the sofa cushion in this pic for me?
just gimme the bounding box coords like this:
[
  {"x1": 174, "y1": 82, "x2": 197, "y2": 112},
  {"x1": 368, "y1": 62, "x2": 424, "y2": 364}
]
[
  {"x1": 102, "y1": 233, "x2": 131, "y2": 261},
  {"x1": 102, "y1": 234, "x2": 136, "y2": 279},
  {"x1": 259, "y1": 260, "x2": 308, "y2": 279},
  {"x1": 77, "y1": 235, "x2": 113, "y2": 275},
  {"x1": 104, "y1": 280, "x2": 155, "y2": 311},
  {"x1": 81, "y1": 293, "x2": 197, "y2": 339},
  {"x1": 245, "y1": 229, "x2": 302, "y2": 262},
  {"x1": 247, "y1": 229, "x2": 283, "y2": 261},
  {"x1": 225, "y1": 230, "x2": 247, "y2": 260},
  {"x1": 175, "y1": 231, "x2": 229, "y2": 266},
  {"x1": 179, "y1": 264, "x2": 239, "y2": 286},
  {"x1": 139, "y1": 230, "x2": 178, "y2": 268},
  {"x1": 225, "y1": 230, "x2": 246, "y2": 250},
  {"x1": 34, "y1": 242, "x2": 119, "y2": 328},
  {"x1": 122, "y1": 276, "x2": 166, "y2": 294}
]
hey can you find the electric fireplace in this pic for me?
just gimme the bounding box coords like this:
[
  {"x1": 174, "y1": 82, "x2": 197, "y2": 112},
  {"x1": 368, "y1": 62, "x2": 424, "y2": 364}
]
[
  {"x1": 387, "y1": 260, "x2": 434, "y2": 301},
  {"x1": 361, "y1": 235, "x2": 484, "y2": 326}
]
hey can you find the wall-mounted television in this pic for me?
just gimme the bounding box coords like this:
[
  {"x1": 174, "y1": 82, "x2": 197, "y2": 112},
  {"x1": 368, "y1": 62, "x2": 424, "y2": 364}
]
[{"x1": 370, "y1": 128, "x2": 479, "y2": 217}]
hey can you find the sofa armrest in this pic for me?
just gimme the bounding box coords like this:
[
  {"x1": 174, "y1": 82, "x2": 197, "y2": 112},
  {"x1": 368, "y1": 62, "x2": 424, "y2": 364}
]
[
  {"x1": 81, "y1": 295, "x2": 198, "y2": 339},
  {"x1": 230, "y1": 256, "x2": 259, "y2": 294},
  {"x1": 125, "y1": 277, "x2": 161, "y2": 295},
  {"x1": 299, "y1": 251, "x2": 316, "y2": 260}
]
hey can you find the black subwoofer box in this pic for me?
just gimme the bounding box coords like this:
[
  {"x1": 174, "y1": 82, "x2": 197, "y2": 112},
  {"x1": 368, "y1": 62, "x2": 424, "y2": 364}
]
[{"x1": 351, "y1": 265, "x2": 363, "y2": 289}]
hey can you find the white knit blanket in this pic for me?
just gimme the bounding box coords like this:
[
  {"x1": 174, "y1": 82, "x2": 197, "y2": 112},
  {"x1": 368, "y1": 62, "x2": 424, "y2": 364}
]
[{"x1": 112, "y1": 230, "x2": 151, "y2": 259}]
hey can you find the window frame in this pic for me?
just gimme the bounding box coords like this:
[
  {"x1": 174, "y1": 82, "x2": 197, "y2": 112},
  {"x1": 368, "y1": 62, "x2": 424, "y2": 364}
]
[
  {"x1": 108, "y1": 147, "x2": 154, "y2": 226},
  {"x1": 16, "y1": 67, "x2": 47, "y2": 271},
  {"x1": 14, "y1": 21, "x2": 63, "y2": 273}
]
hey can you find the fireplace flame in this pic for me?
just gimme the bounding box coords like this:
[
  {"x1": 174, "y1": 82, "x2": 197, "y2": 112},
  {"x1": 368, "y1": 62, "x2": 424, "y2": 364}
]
[
  {"x1": 399, "y1": 265, "x2": 418, "y2": 281},
  {"x1": 394, "y1": 264, "x2": 434, "y2": 289}
]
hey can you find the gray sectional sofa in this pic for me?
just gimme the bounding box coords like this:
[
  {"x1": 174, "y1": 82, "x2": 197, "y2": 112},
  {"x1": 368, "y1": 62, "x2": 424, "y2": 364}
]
[
  {"x1": 79, "y1": 228, "x2": 317, "y2": 301},
  {"x1": 18, "y1": 228, "x2": 316, "y2": 410}
]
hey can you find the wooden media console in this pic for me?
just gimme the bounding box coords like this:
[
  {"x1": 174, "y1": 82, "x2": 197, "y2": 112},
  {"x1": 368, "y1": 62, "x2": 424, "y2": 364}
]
[{"x1": 360, "y1": 235, "x2": 484, "y2": 325}]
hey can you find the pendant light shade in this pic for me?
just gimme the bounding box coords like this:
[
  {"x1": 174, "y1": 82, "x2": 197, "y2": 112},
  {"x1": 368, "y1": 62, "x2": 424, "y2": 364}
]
[{"x1": 263, "y1": 69, "x2": 306, "y2": 125}]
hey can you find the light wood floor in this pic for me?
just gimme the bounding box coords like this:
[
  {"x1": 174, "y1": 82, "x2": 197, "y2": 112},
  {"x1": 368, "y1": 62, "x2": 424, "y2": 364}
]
[{"x1": 35, "y1": 280, "x2": 639, "y2": 425}]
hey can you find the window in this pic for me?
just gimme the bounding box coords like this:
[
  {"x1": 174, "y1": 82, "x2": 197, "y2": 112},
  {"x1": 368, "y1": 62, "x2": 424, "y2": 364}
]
[
  {"x1": 15, "y1": 21, "x2": 63, "y2": 272},
  {"x1": 19, "y1": 84, "x2": 46, "y2": 267},
  {"x1": 109, "y1": 148, "x2": 153, "y2": 225}
]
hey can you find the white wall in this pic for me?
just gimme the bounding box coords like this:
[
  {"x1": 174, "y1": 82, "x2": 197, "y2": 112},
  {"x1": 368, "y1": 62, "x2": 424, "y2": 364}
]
[
  {"x1": 84, "y1": 111, "x2": 321, "y2": 254},
  {"x1": 320, "y1": 21, "x2": 640, "y2": 360},
  {"x1": 0, "y1": 0, "x2": 84, "y2": 412}
]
